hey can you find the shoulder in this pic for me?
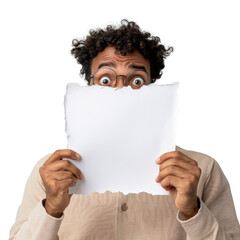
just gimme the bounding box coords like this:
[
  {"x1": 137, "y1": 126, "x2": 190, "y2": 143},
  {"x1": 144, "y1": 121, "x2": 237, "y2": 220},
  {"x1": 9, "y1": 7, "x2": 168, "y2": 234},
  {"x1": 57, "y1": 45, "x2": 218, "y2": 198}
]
[
  {"x1": 176, "y1": 145, "x2": 215, "y2": 166},
  {"x1": 27, "y1": 153, "x2": 53, "y2": 186},
  {"x1": 34, "y1": 152, "x2": 54, "y2": 170}
]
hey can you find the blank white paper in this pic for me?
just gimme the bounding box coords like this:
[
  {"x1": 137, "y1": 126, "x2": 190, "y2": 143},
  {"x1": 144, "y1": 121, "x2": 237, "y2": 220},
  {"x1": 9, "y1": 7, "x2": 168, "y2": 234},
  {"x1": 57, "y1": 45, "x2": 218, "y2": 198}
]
[{"x1": 64, "y1": 83, "x2": 179, "y2": 195}]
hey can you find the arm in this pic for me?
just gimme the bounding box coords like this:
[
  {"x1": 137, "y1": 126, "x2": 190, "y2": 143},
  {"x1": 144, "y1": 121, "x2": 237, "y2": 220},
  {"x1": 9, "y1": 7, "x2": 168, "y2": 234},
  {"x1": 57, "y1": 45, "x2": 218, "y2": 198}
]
[
  {"x1": 155, "y1": 150, "x2": 240, "y2": 239},
  {"x1": 11, "y1": 201, "x2": 63, "y2": 240},
  {"x1": 9, "y1": 150, "x2": 83, "y2": 240},
  {"x1": 9, "y1": 153, "x2": 62, "y2": 240},
  {"x1": 178, "y1": 158, "x2": 240, "y2": 239}
]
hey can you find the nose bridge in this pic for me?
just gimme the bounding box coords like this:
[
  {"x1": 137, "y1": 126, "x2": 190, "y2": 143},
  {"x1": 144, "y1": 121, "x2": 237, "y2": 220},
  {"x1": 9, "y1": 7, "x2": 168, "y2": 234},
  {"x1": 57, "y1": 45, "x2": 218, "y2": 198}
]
[{"x1": 115, "y1": 74, "x2": 127, "y2": 88}]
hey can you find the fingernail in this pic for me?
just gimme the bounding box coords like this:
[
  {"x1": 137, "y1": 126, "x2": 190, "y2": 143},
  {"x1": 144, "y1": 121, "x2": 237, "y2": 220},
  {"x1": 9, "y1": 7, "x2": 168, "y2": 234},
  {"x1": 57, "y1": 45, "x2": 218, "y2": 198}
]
[
  {"x1": 80, "y1": 173, "x2": 84, "y2": 180},
  {"x1": 155, "y1": 157, "x2": 160, "y2": 163},
  {"x1": 75, "y1": 152, "x2": 81, "y2": 159}
]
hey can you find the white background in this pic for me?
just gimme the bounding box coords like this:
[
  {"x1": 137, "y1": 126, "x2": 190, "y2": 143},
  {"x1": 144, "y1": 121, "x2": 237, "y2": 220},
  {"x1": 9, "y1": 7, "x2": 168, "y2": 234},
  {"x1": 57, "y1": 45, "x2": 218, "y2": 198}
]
[{"x1": 1, "y1": 0, "x2": 239, "y2": 239}]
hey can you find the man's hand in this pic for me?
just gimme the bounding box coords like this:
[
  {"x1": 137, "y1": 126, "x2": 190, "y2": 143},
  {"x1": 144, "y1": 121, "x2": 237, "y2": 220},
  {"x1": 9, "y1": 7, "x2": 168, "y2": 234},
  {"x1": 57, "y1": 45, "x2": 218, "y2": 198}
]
[
  {"x1": 39, "y1": 149, "x2": 84, "y2": 218},
  {"x1": 155, "y1": 151, "x2": 201, "y2": 220}
]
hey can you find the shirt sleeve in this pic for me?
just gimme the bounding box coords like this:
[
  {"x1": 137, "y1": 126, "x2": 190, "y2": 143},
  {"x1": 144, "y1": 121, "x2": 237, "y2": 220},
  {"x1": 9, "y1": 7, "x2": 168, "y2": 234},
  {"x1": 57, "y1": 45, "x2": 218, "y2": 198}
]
[
  {"x1": 9, "y1": 153, "x2": 63, "y2": 240},
  {"x1": 177, "y1": 159, "x2": 240, "y2": 240}
]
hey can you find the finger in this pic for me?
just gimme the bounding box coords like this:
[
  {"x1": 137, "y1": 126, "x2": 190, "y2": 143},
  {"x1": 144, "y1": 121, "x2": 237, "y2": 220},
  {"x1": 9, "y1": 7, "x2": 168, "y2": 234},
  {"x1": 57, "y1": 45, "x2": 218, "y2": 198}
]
[
  {"x1": 156, "y1": 151, "x2": 197, "y2": 166},
  {"x1": 58, "y1": 176, "x2": 77, "y2": 187},
  {"x1": 45, "y1": 149, "x2": 81, "y2": 165},
  {"x1": 160, "y1": 175, "x2": 182, "y2": 190},
  {"x1": 47, "y1": 160, "x2": 84, "y2": 180},
  {"x1": 50, "y1": 171, "x2": 75, "y2": 181},
  {"x1": 43, "y1": 176, "x2": 77, "y2": 196},
  {"x1": 156, "y1": 165, "x2": 191, "y2": 183},
  {"x1": 159, "y1": 157, "x2": 198, "y2": 172},
  {"x1": 58, "y1": 178, "x2": 77, "y2": 191},
  {"x1": 52, "y1": 178, "x2": 78, "y2": 195}
]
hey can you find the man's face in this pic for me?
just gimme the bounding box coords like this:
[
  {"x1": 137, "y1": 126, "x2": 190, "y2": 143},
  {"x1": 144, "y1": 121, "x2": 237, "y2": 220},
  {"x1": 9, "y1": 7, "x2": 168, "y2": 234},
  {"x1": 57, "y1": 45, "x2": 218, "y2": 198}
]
[{"x1": 89, "y1": 47, "x2": 151, "y2": 89}]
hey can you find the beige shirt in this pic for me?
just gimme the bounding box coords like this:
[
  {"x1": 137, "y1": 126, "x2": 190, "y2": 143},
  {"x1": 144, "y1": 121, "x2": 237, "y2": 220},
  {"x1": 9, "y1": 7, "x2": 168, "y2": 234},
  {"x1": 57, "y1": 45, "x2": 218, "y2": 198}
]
[{"x1": 9, "y1": 146, "x2": 240, "y2": 240}]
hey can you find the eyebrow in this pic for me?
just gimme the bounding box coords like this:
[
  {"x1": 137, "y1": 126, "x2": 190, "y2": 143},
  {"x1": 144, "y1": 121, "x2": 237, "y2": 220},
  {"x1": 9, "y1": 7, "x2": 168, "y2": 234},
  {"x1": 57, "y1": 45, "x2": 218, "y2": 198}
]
[
  {"x1": 97, "y1": 62, "x2": 115, "y2": 69},
  {"x1": 97, "y1": 62, "x2": 148, "y2": 73},
  {"x1": 128, "y1": 64, "x2": 147, "y2": 73}
]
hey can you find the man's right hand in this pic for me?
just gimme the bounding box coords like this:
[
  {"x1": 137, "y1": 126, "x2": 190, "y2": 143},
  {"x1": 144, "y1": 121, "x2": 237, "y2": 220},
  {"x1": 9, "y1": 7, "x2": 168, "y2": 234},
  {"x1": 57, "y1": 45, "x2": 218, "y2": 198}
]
[{"x1": 39, "y1": 149, "x2": 84, "y2": 218}]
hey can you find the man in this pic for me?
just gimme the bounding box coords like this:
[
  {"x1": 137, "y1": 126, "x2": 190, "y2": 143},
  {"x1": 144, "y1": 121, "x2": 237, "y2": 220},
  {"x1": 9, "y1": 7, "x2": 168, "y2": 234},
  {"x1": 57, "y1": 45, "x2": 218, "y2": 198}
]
[{"x1": 9, "y1": 19, "x2": 240, "y2": 239}]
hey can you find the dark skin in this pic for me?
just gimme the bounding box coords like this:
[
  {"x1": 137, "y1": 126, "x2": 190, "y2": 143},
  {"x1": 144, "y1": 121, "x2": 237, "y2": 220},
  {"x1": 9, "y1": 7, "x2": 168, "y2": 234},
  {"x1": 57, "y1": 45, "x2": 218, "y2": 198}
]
[
  {"x1": 155, "y1": 151, "x2": 201, "y2": 219},
  {"x1": 40, "y1": 47, "x2": 201, "y2": 219},
  {"x1": 39, "y1": 149, "x2": 83, "y2": 218}
]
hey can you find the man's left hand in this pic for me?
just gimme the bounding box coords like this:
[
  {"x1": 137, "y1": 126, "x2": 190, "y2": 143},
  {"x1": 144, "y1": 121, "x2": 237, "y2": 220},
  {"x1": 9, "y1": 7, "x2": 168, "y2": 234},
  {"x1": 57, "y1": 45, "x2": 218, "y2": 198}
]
[{"x1": 155, "y1": 151, "x2": 201, "y2": 220}]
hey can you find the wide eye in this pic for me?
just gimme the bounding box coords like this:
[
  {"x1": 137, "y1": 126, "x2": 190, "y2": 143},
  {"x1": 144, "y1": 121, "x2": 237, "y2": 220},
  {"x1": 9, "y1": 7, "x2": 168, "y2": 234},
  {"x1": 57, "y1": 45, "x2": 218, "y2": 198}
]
[
  {"x1": 132, "y1": 77, "x2": 144, "y2": 86},
  {"x1": 99, "y1": 76, "x2": 111, "y2": 85}
]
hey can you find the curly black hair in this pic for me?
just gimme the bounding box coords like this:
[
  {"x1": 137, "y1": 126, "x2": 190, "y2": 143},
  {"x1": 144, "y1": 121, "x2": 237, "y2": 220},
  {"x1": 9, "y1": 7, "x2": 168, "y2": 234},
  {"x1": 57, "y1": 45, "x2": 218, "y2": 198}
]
[{"x1": 71, "y1": 19, "x2": 173, "y2": 84}]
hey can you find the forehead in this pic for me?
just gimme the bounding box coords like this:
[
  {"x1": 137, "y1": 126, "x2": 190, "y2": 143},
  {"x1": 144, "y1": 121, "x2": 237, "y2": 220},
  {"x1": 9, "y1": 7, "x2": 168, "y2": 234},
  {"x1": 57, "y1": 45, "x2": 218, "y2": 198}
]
[{"x1": 91, "y1": 47, "x2": 150, "y2": 72}]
